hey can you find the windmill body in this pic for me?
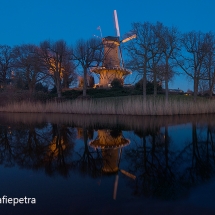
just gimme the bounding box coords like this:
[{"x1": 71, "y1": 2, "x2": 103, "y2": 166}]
[
  {"x1": 103, "y1": 36, "x2": 120, "y2": 68},
  {"x1": 91, "y1": 10, "x2": 133, "y2": 88}
]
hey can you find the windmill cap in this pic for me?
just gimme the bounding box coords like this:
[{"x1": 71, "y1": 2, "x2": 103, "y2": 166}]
[{"x1": 103, "y1": 36, "x2": 120, "y2": 43}]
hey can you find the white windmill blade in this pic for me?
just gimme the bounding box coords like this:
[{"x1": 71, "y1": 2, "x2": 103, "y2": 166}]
[
  {"x1": 113, "y1": 174, "x2": 119, "y2": 200},
  {"x1": 120, "y1": 169, "x2": 136, "y2": 180},
  {"x1": 121, "y1": 34, "x2": 137, "y2": 43},
  {"x1": 113, "y1": 10, "x2": 120, "y2": 37}
]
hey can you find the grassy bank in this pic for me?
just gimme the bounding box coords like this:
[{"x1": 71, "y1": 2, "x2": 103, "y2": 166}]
[{"x1": 0, "y1": 95, "x2": 215, "y2": 115}]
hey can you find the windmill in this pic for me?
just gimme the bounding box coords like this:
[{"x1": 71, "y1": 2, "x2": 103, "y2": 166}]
[{"x1": 91, "y1": 10, "x2": 136, "y2": 88}]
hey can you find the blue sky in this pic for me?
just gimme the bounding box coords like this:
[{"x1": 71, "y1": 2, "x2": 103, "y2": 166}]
[{"x1": 1, "y1": 0, "x2": 215, "y2": 91}]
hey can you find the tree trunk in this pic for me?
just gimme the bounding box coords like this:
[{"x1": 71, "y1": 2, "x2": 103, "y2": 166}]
[
  {"x1": 165, "y1": 77, "x2": 168, "y2": 103},
  {"x1": 165, "y1": 59, "x2": 169, "y2": 103},
  {"x1": 83, "y1": 67, "x2": 87, "y2": 97},
  {"x1": 153, "y1": 71, "x2": 157, "y2": 97},
  {"x1": 55, "y1": 57, "x2": 62, "y2": 98},
  {"x1": 55, "y1": 76, "x2": 62, "y2": 98},
  {"x1": 209, "y1": 69, "x2": 215, "y2": 99},
  {"x1": 29, "y1": 84, "x2": 34, "y2": 95},
  {"x1": 57, "y1": 84, "x2": 62, "y2": 98},
  {"x1": 193, "y1": 76, "x2": 198, "y2": 101},
  {"x1": 143, "y1": 60, "x2": 147, "y2": 103}
]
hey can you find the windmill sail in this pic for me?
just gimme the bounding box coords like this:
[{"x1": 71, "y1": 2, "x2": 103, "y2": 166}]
[{"x1": 113, "y1": 10, "x2": 120, "y2": 37}]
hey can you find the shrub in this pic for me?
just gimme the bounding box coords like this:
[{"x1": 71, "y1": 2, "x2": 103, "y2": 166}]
[
  {"x1": 111, "y1": 78, "x2": 123, "y2": 89},
  {"x1": 35, "y1": 83, "x2": 48, "y2": 92},
  {"x1": 88, "y1": 76, "x2": 95, "y2": 88},
  {"x1": 135, "y1": 79, "x2": 162, "y2": 94}
]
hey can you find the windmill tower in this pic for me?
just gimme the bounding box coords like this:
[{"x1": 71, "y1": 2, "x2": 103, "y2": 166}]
[{"x1": 91, "y1": 10, "x2": 135, "y2": 88}]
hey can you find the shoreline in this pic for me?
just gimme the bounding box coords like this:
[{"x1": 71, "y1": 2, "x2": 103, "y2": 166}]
[
  {"x1": 1, "y1": 112, "x2": 215, "y2": 132},
  {"x1": 0, "y1": 96, "x2": 215, "y2": 116}
]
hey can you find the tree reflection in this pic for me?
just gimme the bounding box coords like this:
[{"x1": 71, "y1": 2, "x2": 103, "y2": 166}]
[
  {"x1": 0, "y1": 121, "x2": 76, "y2": 177},
  {"x1": 125, "y1": 124, "x2": 182, "y2": 200},
  {"x1": 14, "y1": 125, "x2": 48, "y2": 170},
  {"x1": 75, "y1": 127, "x2": 103, "y2": 178},
  {"x1": 0, "y1": 126, "x2": 14, "y2": 167},
  {"x1": 125, "y1": 120, "x2": 215, "y2": 200},
  {"x1": 43, "y1": 124, "x2": 75, "y2": 177},
  {"x1": 181, "y1": 122, "x2": 215, "y2": 185}
]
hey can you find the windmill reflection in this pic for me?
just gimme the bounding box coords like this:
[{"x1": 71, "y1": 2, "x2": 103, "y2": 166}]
[
  {"x1": 89, "y1": 129, "x2": 133, "y2": 199},
  {"x1": 89, "y1": 129, "x2": 130, "y2": 173}
]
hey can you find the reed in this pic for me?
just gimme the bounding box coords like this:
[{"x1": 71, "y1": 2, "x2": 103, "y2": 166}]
[{"x1": 0, "y1": 96, "x2": 215, "y2": 115}]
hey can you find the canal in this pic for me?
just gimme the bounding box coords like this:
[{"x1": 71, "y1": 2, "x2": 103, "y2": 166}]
[{"x1": 0, "y1": 113, "x2": 215, "y2": 215}]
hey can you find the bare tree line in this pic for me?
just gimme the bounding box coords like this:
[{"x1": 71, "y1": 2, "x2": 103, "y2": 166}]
[
  {"x1": 124, "y1": 22, "x2": 215, "y2": 101},
  {"x1": 0, "y1": 21, "x2": 215, "y2": 100},
  {"x1": 0, "y1": 38, "x2": 103, "y2": 98}
]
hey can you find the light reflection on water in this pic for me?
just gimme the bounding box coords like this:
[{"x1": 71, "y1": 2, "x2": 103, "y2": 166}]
[{"x1": 0, "y1": 113, "x2": 215, "y2": 215}]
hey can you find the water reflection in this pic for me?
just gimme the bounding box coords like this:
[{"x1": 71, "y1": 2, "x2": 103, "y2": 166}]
[
  {"x1": 89, "y1": 128, "x2": 131, "y2": 200},
  {"x1": 89, "y1": 129, "x2": 129, "y2": 173},
  {"x1": 0, "y1": 113, "x2": 215, "y2": 203},
  {"x1": 75, "y1": 127, "x2": 103, "y2": 178},
  {"x1": 125, "y1": 118, "x2": 215, "y2": 200}
]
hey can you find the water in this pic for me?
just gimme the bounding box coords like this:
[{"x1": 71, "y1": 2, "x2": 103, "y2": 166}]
[{"x1": 0, "y1": 113, "x2": 215, "y2": 215}]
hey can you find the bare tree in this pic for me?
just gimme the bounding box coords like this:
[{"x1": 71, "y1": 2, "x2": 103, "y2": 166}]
[
  {"x1": 147, "y1": 23, "x2": 165, "y2": 97},
  {"x1": 72, "y1": 38, "x2": 103, "y2": 97},
  {"x1": 61, "y1": 60, "x2": 77, "y2": 89},
  {"x1": 156, "y1": 24, "x2": 180, "y2": 102},
  {"x1": 177, "y1": 31, "x2": 210, "y2": 100},
  {"x1": 12, "y1": 44, "x2": 46, "y2": 93},
  {"x1": 38, "y1": 40, "x2": 73, "y2": 98},
  {"x1": 0, "y1": 45, "x2": 13, "y2": 87},
  {"x1": 125, "y1": 22, "x2": 161, "y2": 102},
  {"x1": 202, "y1": 32, "x2": 215, "y2": 98}
]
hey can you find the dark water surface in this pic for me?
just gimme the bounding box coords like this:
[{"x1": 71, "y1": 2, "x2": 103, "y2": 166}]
[{"x1": 0, "y1": 113, "x2": 215, "y2": 215}]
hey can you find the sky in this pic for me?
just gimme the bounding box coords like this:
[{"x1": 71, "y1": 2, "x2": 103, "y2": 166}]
[{"x1": 1, "y1": 0, "x2": 215, "y2": 91}]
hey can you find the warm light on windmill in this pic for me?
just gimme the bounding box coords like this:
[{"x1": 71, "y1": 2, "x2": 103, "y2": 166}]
[{"x1": 121, "y1": 34, "x2": 137, "y2": 43}]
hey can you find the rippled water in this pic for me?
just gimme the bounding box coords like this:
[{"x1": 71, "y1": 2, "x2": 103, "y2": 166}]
[{"x1": 0, "y1": 113, "x2": 215, "y2": 215}]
